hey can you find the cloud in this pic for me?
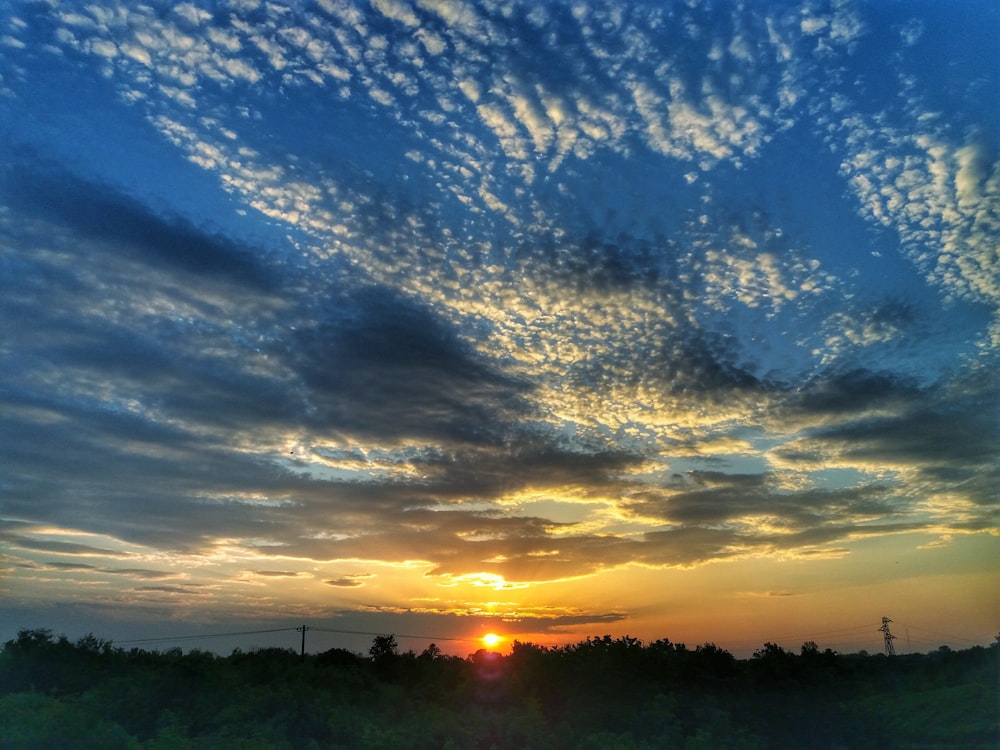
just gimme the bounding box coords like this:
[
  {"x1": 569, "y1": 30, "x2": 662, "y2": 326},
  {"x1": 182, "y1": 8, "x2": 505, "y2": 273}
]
[
  {"x1": 770, "y1": 369, "x2": 1000, "y2": 521},
  {"x1": 739, "y1": 590, "x2": 800, "y2": 597},
  {"x1": 827, "y1": 101, "x2": 1000, "y2": 332},
  {"x1": 1, "y1": 161, "x2": 665, "y2": 576},
  {"x1": 803, "y1": 397, "x2": 998, "y2": 476},
  {"x1": 531, "y1": 611, "x2": 630, "y2": 632},
  {"x1": 818, "y1": 301, "x2": 916, "y2": 359},
  {"x1": 290, "y1": 286, "x2": 533, "y2": 445},
  {"x1": 108, "y1": 568, "x2": 181, "y2": 580},
  {"x1": 775, "y1": 369, "x2": 922, "y2": 423},
  {"x1": 3, "y1": 536, "x2": 130, "y2": 558},
  {"x1": 250, "y1": 570, "x2": 305, "y2": 578},
  {"x1": 899, "y1": 19, "x2": 923, "y2": 47},
  {"x1": 174, "y1": 3, "x2": 212, "y2": 27},
  {"x1": 625, "y1": 471, "x2": 904, "y2": 549},
  {"x1": 15, "y1": 0, "x2": 830, "y2": 229},
  {"x1": 1, "y1": 159, "x2": 276, "y2": 291},
  {"x1": 134, "y1": 584, "x2": 209, "y2": 595},
  {"x1": 372, "y1": 0, "x2": 421, "y2": 28},
  {"x1": 324, "y1": 576, "x2": 369, "y2": 588},
  {"x1": 780, "y1": 371, "x2": 997, "y2": 466},
  {"x1": 37, "y1": 562, "x2": 98, "y2": 572}
]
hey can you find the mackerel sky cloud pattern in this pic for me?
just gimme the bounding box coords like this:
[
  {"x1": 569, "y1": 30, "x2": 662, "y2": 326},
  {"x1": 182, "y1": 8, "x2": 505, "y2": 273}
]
[{"x1": 0, "y1": 0, "x2": 996, "y2": 652}]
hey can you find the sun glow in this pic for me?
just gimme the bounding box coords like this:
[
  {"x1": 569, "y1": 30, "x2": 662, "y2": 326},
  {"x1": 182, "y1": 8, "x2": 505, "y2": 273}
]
[{"x1": 481, "y1": 632, "x2": 502, "y2": 649}]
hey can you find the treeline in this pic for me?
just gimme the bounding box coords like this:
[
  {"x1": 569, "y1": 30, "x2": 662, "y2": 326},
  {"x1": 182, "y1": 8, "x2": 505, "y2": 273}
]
[{"x1": 1, "y1": 628, "x2": 996, "y2": 749}]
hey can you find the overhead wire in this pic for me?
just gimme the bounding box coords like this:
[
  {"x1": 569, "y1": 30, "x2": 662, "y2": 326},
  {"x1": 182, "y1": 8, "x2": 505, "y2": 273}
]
[
  {"x1": 112, "y1": 625, "x2": 480, "y2": 649},
  {"x1": 310, "y1": 626, "x2": 474, "y2": 643},
  {"x1": 115, "y1": 627, "x2": 298, "y2": 645},
  {"x1": 890, "y1": 622, "x2": 985, "y2": 646},
  {"x1": 713, "y1": 623, "x2": 876, "y2": 649}
]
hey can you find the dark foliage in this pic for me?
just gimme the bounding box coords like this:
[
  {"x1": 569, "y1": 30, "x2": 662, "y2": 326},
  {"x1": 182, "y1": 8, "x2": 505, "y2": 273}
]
[{"x1": 1, "y1": 628, "x2": 996, "y2": 749}]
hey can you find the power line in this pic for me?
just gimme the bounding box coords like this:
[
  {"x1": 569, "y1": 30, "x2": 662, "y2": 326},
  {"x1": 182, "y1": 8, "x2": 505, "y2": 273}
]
[
  {"x1": 715, "y1": 623, "x2": 875, "y2": 648},
  {"x1": 115, "y1": 627, "x2": 298, "y2": 645},
  {"x1": 310, "y1": 626, "x2": 473, "y2": 643},
  {"x1": 112, "y1": 625, "x2": 479, "y2": 651},
  {"x1": 894, "y1": 623, "x2": 985, "y2": 646}
]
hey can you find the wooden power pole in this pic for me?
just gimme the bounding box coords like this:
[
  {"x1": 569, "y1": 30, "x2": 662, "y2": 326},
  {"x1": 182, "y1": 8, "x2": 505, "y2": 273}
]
[{"x1": 297, "y1": 624, "x2": 310, "y2": 659}]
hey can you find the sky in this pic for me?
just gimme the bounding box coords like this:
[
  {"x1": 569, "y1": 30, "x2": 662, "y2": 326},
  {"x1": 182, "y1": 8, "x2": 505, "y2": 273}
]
[{"x1": 1, "y1": 0, "x2": 997, "y2": 658}]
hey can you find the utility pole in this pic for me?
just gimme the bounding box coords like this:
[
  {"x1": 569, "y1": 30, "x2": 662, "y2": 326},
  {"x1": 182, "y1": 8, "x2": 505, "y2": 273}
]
[
  {"x1": 878, "y1": 616, "x2": 897, "y2": 656},
  {"x1": 297, "y1": 624, "x2": 310, "y2": 659}
]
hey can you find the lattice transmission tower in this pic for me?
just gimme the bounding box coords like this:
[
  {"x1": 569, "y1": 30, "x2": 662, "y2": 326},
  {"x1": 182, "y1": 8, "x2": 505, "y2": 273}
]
[{"x1": 878, "y1": 616, "x2": 897, "y2": 655}]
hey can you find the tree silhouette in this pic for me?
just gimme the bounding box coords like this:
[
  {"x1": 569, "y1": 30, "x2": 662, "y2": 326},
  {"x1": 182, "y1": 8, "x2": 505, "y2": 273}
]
[
  {"x1": 1, "y1": 629, "x2": 996, "y2": 748},
  {"x1": 368, "y1": 633, "x2": 398, "y2": 663},
  {"x1": 419, "y1": 642, "x2": 442, "y2": 660}
]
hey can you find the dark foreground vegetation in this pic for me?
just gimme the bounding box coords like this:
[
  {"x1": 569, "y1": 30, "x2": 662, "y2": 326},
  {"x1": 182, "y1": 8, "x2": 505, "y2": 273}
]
[{"x1": 1, "y1": 629, "x2": 996, "y2": 749}]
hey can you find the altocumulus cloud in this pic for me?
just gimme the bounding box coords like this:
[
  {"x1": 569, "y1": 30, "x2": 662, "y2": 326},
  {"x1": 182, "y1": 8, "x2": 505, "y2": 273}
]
[{"x1": 0, "y1": 0, "x2": 996, "y2": 642}]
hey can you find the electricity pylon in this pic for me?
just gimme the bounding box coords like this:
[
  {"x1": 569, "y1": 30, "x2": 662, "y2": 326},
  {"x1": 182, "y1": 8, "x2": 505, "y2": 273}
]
[{"x1": 878, "y1": 616, "x2": 897, "y2": 656}]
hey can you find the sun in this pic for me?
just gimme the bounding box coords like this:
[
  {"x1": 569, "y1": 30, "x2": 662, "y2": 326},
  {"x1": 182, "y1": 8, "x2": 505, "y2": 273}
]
[{"x1": 481, "y1": 632, "x2": 502, "y2": 649}]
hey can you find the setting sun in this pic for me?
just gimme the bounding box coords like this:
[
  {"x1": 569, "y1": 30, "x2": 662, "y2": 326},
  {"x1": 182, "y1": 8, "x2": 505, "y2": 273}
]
[{"x1": 481, "y1": 633, "x2": 502, "y2": 649}]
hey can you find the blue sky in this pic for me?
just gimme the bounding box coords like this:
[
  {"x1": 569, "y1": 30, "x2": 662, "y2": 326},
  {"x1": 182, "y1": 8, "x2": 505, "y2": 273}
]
[{"x1": 1, "y1": 0, "x2": 997, "y2": 656}]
